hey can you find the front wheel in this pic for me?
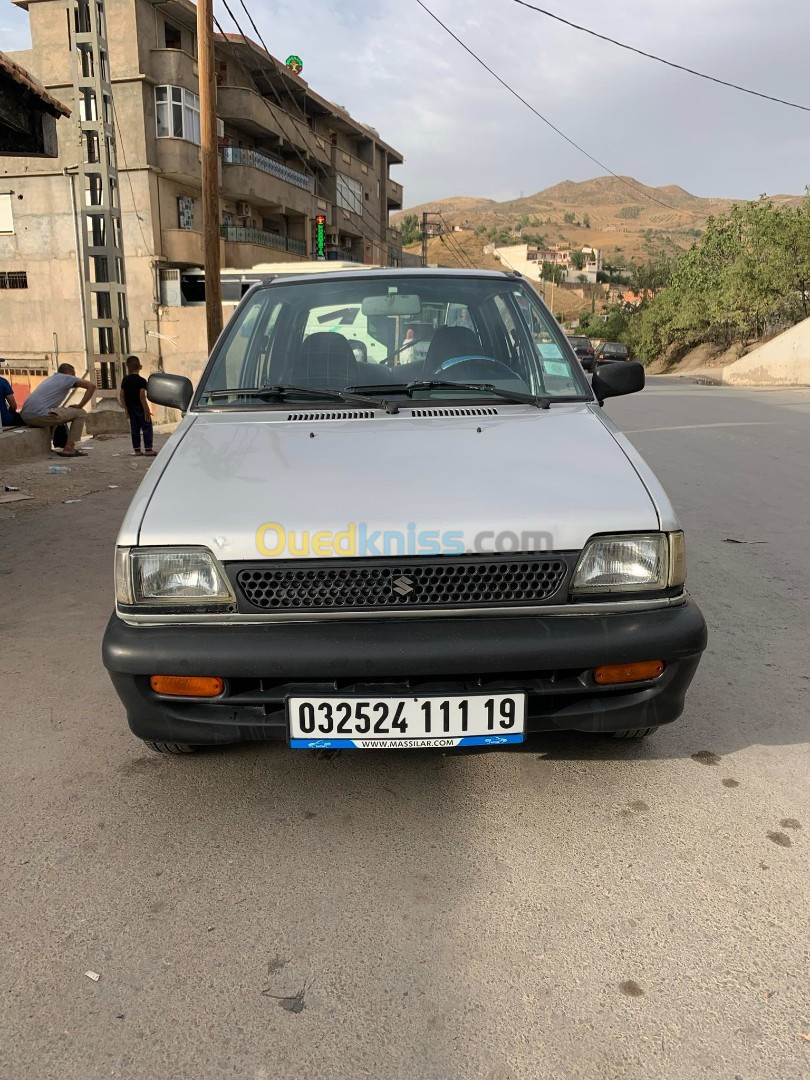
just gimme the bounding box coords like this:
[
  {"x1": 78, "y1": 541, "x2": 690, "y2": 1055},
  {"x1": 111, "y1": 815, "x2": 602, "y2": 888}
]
[
  {"x1": 606, "y1": 727, "x2": 659, "y2": 740},
  {"x1": 143, "y1": 740, "x2": 198, "y2": 755}
]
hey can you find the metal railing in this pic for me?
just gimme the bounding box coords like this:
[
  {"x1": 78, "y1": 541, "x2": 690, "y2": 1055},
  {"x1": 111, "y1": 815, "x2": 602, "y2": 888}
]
[
  {"x1": 220, "y1": 145, "x2": 315, "y2": 193},
  {"x1": 220, "y1": 226, "x2": 308, "y2": 256}
]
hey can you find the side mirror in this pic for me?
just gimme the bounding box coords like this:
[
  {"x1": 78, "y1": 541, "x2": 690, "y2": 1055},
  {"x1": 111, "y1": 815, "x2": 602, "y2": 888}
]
[
  {"x1": 592, "y1": 360, "x2": 645, "y2": 402},
  {"x1": 147, "y1": 372, "x2": 194, "y2": 412}
]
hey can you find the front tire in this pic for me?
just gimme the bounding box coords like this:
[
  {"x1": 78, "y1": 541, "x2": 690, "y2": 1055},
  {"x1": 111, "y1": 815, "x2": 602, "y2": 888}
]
[
  {"x1": 606, "y1": 727, "x2": 659, "y2": 740},
  {"x1": 143, "y1": 740, "x2": 198, "y2": 755}
]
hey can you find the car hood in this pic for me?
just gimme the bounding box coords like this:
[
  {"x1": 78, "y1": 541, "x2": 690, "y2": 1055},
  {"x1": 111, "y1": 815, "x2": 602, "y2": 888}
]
[{"x1": 132, "y1": 404, "x2": 659, "y2": 560}]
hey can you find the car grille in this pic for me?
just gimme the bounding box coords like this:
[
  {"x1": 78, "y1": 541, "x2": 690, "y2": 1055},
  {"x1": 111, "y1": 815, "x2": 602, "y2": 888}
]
[{"x1": 235, "y1": 556, "x2": 569, "y2": 612}]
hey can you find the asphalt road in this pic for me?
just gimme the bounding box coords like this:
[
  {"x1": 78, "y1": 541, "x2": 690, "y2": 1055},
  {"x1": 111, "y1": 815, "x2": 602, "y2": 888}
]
[{"x1": 1, "y1": 378, "x2": 808, "y2": 1080}]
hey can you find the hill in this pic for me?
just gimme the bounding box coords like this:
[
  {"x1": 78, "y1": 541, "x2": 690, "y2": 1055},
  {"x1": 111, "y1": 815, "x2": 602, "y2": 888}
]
[{"x1": 397, "y1": 175, "x2": 802, "y2": 267}]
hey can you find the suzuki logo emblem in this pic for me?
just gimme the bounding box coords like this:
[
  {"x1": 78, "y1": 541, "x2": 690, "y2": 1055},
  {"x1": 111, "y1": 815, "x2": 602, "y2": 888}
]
[{"x1": 392, "y1": 575, "x2": 415, "y2": 596}]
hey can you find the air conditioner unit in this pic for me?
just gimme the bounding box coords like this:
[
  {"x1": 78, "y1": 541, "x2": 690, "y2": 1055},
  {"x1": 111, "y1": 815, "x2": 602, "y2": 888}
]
[
  {"x1": 158, "y1": 267, "x2": 181, "y2": 307},
  {"x1": 327, "y1": 232, "x2": 339, "y2": 245},
  {"x1": 236, "y1": 201, "x2": 250, "y2": 217}
]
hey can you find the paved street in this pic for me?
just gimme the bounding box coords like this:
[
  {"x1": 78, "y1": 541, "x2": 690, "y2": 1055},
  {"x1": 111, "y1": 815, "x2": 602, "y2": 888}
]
[{"x1": 1, "y1": 378, "x2": 808, "y2": 1080}]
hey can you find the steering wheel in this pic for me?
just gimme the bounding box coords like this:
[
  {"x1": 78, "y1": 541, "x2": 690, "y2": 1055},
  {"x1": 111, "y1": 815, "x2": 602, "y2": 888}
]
[{"x1": 433, "y1": 354, "x2": 522, "y2": 381}]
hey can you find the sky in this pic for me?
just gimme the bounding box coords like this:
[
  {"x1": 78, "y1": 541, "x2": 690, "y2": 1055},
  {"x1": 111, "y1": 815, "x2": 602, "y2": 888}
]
[{"x1": 3, "y1": 0, "x2": 809, "y2": 207}]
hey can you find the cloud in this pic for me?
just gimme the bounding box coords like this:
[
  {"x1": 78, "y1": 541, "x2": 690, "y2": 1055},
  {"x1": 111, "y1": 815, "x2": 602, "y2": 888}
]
[
  {"x1": 7, "y1": 0, "x2": 808, "y2": 207},
  {"x1": 232, "y1": 0, "x2": 810, "y2": 205}
]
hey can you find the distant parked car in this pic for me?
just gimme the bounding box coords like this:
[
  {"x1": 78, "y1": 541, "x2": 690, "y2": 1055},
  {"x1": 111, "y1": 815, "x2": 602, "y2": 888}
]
[
  {"x1": 566, "y1": 335, "x2": 595, "y2": 372},
  {"x1": 596, "y1": 342, "x2": 631, "y2": 363}
]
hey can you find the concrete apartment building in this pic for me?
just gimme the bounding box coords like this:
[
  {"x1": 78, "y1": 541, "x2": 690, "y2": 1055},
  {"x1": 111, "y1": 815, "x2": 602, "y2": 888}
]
[{"x1": 0, "y1": 0, "x2": 404, "y2": 392}]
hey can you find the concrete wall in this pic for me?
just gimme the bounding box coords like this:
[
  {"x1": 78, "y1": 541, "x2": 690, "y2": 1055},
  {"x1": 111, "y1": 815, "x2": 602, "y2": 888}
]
[{"x1": 723, "y1": 317, "x2": 810, "y2": 386}]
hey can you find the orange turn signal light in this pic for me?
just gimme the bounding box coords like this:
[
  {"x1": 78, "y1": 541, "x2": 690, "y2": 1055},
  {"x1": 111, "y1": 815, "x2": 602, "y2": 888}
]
[
  {"x1": 149, "y1": 675, "x2": 224, "y2": 698},
  {"x1": 593, "y1": 660, "x2": 665, "y2": 685}
]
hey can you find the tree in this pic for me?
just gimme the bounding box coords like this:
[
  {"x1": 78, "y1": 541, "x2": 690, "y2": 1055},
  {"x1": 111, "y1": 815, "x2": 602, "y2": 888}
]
[
  {"x1": 577, "y1": 273, "x2": 588, "y2": 284},
  {"x1": 570, "y1": 251, "x2": 587, "y2": 271},
  {"x1": 563, "y1": 211, "x2": 577, "y2": 225},
  {"x1": 622, "y1": 194, "x2": 810, "y2": 362},
  {"x1": 399, "y1": 213, "x2": 420, "y2": 245},
  {"x1": 541, "y1": 261, "x2": 565, "y2": 285},
  {"x1": 619, "y1": 206, "x2": 641, "y2": 220},
  {"x1": 583, "y1": 214, "x2": 591, "y2": 229}
]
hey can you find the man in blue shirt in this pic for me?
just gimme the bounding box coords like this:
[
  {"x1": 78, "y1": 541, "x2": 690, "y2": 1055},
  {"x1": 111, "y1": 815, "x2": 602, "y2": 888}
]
[{"x1": 0, "y1": 359, "x2": 23, "y2": 428}]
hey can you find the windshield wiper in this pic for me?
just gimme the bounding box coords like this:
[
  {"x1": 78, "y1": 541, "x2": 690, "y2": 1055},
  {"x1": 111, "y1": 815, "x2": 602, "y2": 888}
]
[
  {"x1": 346, "y1": 380, "x2": 550, "y2": 410},
  {"x1": 202, "y1": 384, "x2": 399, "y2": 414}
]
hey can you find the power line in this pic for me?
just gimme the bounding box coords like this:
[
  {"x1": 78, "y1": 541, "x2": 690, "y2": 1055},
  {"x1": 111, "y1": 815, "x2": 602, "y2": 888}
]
[
  {"x1": 219, "y1": 0, "x2": 400, "y2": 265},
  {"x1": 111, "y1": 96, "x2": 154, "y2": 256},
  {"x1": 414, "y1": 0, "x2": 682, "y2": 214},
  {"x1": 436, "y1": 213, "x2": 476, "y2": 269},
  {"x1": 215, "y1": 10, "x2": 397, "y2": 265},
  {"x1": 510, "y1": 0, "x2": 810, "y2": 113}
]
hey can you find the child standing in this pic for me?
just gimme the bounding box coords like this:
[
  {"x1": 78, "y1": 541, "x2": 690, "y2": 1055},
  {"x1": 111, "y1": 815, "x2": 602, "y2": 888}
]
[{"x1": 119, "y1": 355, "x2": 155, "y2": 457}]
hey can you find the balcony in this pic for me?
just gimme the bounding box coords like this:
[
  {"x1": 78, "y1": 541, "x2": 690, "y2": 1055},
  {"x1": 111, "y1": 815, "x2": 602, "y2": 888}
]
[
  {"x1": 155, "y1": 138, "x2": 202, "y2": 186},
  {"x1": 221, "y1": 144, "x2": 317, "y2": 216},
  {"x1": 387, "y1": 178, "x2": 403, "y2": 210},
  {"x1": 221, "y1": 145, "x2": 314, "y2": 192},
  {"x1": 149, "y1": 48, "x2": 198, "y2": 89},
  {"x1": 217, "y1": 86, "x2": 330, "y2": 167},
  {"x1": 220, "y1": 226, "x2": 308, "y2": 267},
  {"x1": 162, "y1": 228, "x2": 224, "y2": 267}
]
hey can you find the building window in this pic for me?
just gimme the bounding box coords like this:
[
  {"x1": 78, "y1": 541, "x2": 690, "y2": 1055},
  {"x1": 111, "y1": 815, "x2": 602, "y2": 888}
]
[
  {"x1": 336, "y1": 173, "x2": 363, "y2": 216},
  {"x1": 155, "y1": 86, "x2": 200, "y2": 145},
  {"x1": 0, "y1": 271, "x2": 28, "y2": 289},
  {"x1": 178, "y1": 196, "x2": 195, "y2": 230},
  {"x1": 0, "y1": 193, "x2": 13, "y2": 234},
  {"x1": 164, "y1": 22, "x2": 182, "y2": 49}
]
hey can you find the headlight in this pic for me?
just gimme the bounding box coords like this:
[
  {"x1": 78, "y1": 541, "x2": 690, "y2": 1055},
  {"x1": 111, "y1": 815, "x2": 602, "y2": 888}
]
[
  {"x1": 571, "y1": 533, "x2": 682, "y2": 594},
  {"x1": 115, "y1": 547, "x2": 235, "y2": 608}
]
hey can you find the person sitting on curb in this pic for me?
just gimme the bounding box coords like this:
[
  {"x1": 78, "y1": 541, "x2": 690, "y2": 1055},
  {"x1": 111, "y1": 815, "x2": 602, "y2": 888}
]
[
  {"x1": 20, "y1": 363, "x2": 95, "y2": 457},
  {"x1": 118, "y1": 355, "x2": 155, "y2": 457},
  {"x1": 0, "y1": 359, "x2": 24, "y2": 428}
]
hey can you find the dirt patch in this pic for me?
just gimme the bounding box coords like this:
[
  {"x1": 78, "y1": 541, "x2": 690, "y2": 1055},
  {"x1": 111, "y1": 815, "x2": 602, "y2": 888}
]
[
  {"x1": 0, "y1": 430, "x2": 172, "y2": 518},
  {"x1": 647, "y1": 342, "x2": 744, "y2": 376}
]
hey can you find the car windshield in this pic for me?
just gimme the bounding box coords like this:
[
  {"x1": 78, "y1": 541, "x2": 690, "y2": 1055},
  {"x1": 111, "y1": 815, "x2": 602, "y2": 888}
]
[
  {"x1": 196, "y1": 273, "x2": 592, "y2": 407},
  {"x1": 568, "y1": 337, "x2": 590, "y2": 347},
  {"x1": 602, "y1": 343, "x2": 628, "y2": 355}
]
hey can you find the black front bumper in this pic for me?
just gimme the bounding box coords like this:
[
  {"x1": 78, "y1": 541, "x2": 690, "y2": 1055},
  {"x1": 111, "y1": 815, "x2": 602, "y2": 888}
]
[{"x1": 102, "y1": 599, "x2": 707, "y2": 746}]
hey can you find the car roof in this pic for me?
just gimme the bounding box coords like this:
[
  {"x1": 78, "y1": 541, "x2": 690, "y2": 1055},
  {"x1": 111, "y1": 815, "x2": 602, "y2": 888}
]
[{"x1": 247, "y1": 267, "x2": 518, "y2": 288}]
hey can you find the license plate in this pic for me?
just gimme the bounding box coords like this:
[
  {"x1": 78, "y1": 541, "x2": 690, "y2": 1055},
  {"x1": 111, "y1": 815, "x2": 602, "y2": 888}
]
[{"x1": 287, "y1": 693, "x2": 526, "y2": 749}]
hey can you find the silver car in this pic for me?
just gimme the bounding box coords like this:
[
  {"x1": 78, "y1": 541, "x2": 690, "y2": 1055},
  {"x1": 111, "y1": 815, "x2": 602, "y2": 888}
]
[{"x1": 103, "y1": 269, "x2": 706, "y2": 754}]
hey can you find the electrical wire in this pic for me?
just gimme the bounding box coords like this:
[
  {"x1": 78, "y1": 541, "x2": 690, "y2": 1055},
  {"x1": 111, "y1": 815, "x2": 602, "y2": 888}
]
[
  {"x1": 414, "y1": 0, "x2": 683, "y2": 214},
  {"x1": 219, "y1": 0, "x2": 401, "y2": 265},
  {"x1": 439, "y1": 218, "x2": 477, "y2": 269},
  {"x1": 510, "y1": 0, "x2": 810, "y2": 113},
  {"x1": 111, "y1": 96, "x2": 154, "y2": 256},
  {"x1": 214, "y1": 12, "x2": 398, "y2": 265},
  {"x1": 436, "y1": 213, "x2": 477, "y2": 269},
  {"x1": 231, "y1": 0, "x2": 401, "y2": 266}
]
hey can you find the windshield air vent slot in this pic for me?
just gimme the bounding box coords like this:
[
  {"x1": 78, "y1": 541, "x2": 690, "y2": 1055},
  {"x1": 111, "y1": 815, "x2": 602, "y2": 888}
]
[
  {"x1": 286, "y1": 411, "x2": 376, "y2": 421},
  {"x1": 408, "y1": 407, "x2": 499, "y2": 418}
]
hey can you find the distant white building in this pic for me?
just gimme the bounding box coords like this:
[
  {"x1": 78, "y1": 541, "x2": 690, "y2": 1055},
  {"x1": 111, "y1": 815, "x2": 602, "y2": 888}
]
[{"x1": 492, "y1": 243, "x2": 602, "y2": 284}]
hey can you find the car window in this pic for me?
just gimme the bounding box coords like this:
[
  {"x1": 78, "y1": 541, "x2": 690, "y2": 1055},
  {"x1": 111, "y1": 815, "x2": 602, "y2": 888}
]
[{"x1": 198, "y1": 275, "x2": 593, "y2": 404}]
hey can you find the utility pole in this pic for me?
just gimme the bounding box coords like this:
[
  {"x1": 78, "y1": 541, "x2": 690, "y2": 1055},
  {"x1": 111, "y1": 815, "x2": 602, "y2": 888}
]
[
  {"x1": 197, "y1": 0, "x2": 222, "y2": 352},
  {"x1": 421, "y1": 212, "x2": 444, "y2": 268}
]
